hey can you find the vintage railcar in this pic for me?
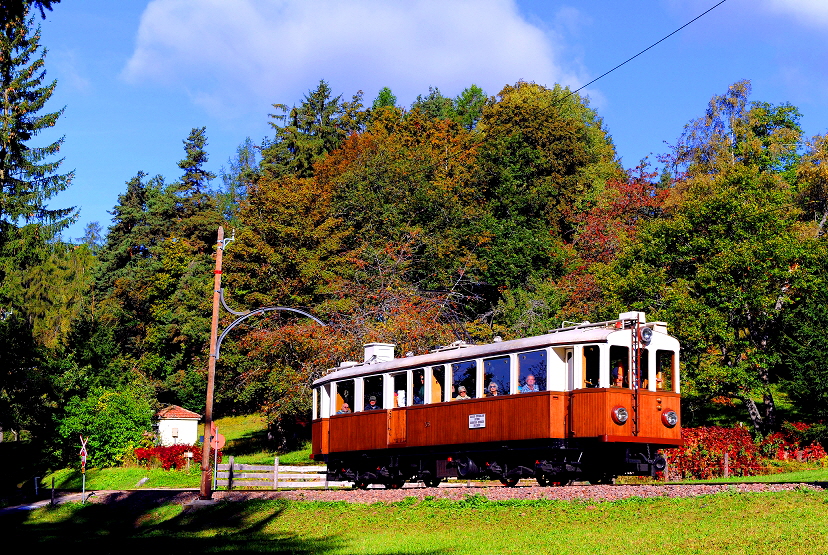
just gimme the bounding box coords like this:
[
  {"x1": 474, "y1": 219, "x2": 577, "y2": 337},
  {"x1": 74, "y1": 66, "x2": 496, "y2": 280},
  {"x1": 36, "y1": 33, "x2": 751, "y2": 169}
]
[{"x1": 311, "y1": 312, "x2": 681, "y2": 488}]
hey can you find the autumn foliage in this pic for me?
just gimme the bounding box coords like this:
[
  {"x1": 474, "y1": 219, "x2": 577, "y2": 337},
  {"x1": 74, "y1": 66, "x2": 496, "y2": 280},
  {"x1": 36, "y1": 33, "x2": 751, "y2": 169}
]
[
  {"x1": 133, "y1": 445, "x2": 222, "y2": 470},
  {"x1": 664, "y1": 424, "x2": 827, "y2": 479}
]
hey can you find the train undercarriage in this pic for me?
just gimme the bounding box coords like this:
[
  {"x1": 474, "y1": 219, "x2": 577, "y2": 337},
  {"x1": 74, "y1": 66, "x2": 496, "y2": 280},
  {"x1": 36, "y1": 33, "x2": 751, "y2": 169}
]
[{"x1": 324, "y1": 439, "x2": 669, "y2": 489}]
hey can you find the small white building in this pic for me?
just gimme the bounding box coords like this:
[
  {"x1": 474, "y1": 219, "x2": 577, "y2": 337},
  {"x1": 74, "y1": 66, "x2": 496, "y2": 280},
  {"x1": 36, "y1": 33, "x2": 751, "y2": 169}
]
[{"x1": 156, "y1": 405, "x2": 201, "y2": 446}]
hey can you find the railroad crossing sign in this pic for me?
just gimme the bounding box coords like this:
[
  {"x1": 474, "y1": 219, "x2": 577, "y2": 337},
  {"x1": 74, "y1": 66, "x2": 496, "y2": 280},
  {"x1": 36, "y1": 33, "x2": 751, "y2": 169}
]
[
  {"x1": 79, "y1": 435, "x2": 89, "y2": 473},
  {"x1": 210, "y1": 429, "x2": 226, "y2": 450}
]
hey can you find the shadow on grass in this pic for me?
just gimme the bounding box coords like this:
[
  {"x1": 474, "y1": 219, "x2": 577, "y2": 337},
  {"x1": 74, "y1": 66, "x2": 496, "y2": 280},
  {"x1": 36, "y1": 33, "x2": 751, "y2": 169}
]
[{"x1": 1, "y1": 491, "x2": 447, "y2": 554}]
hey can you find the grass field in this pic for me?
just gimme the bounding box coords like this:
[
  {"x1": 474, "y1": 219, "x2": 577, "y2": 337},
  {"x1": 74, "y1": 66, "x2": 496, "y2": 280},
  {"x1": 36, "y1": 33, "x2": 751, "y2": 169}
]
[
  {"x1": 4, "y1": 490, "x2": 827, "y2": 554},
  {"x1": 39, "y1": 414, "x2": 313, "y2": 491}
]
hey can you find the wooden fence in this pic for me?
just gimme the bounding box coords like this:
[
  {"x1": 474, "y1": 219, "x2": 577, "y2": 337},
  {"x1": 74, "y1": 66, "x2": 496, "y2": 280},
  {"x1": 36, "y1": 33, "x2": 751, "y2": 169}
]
[{"x1": 215, "y1": 456, "x2": 352, "y2": 489}]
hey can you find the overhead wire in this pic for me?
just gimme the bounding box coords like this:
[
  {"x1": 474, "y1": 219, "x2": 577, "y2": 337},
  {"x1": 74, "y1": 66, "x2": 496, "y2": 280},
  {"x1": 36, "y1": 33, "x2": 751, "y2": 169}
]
[{"x1": 390, "y1": 0, "x2": 730, "y2": 183}]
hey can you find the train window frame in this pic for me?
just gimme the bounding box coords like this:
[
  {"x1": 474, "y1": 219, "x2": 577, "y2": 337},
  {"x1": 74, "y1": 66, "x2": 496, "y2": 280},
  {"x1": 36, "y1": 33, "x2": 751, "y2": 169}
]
[
  {"x1": 389, "y1": 371, "x2": 408, "y2": 408},
  {"x1": 333, "y1": 379, "x2": 355, "y2": 414},
  {"x1": 583, "y1": 345, "x2": 601, "y2": 388},
  {"x1": 639, "y1": 348, "x2": 650, "y2": 389},
  {"x1": 430, "y1": 365, "x2": 447, "y2": 403},
  {"x1": 609, "y1": 346, "x2": 630, "y2": 389},
  {"x1": 483, "y1": 355, "x2": 511, "y2": 397},
  {"x1": 412, "y1": 368, "x2": 426, "y2": 405},
  {"x1": 313, "y1": 387, "x2": 319, "y2": 420},
  {"x1": 518, "y1": 350, "x2": 547, "y2": 393},
  {"x1": 450, "y1": 360, "x2": 477, "y2": 400},
  {"x1": 363, "y1": 375, "x2": 384, "y2": 410},
  {"x1": 656, "y1": 350, "x2": 676, "y2": 392}
]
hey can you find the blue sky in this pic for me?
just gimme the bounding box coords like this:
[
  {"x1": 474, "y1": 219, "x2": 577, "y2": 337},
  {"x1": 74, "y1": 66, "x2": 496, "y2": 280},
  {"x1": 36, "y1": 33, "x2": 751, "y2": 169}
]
[{"x1": 35, "y1": 0, "x2": 828, "y2": 239}]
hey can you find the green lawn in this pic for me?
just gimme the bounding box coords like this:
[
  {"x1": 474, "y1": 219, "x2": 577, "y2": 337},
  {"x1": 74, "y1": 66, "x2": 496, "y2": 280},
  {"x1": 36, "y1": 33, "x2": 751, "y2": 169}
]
[
  {"x1": 212, "y1": 414, "x2": 313, "y2": 465},
  {"x1": 5, "y1": 490, "x2": 828, "y2": 554},
  {"x1": 673, "y1": 466, "x2": 828, "y2": 483},
  {"x1": 40, "y1": 414, "x2": 315, "y2": 491}
]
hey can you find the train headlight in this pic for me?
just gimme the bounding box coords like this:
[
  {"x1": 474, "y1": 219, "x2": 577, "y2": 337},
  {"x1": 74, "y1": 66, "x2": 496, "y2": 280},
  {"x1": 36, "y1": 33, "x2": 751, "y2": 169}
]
[
  {"x1": 639, "y1": 326, "x2": 653, "y2": 345},
  {"x1": 662, "y1": 409, "x2": 678, "y2": 428},
  {"x1": 611, "y1": 406, "x2": 629, "y2": 425}
]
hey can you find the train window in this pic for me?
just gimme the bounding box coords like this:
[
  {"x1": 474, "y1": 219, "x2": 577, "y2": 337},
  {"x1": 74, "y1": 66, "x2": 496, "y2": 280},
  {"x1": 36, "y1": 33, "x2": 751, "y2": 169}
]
[
  {"x1": 413, "y1": 368, "x2": 425, "y2": 405},
  {"x1": 431, "y1": 366, "x2": 446, "y2": 403},
  {"x1": 584, "y1": 346, "x2": 600, "y2": 388},
  {"x1": 484, "y1": 356, "x2": 510, "y2": 396},
  {"x1": 519, "y1": 350, "x2": 547, "y2": 392},
  {"x1": 335, "y1": 380, "x2": 354, "y2": 414},
  {"x1": 392, "y1": 373, "x2": 407, "y2": 407},
  {"x1": 656, "y1": 350, "x2": 674, "y2": 391},
  {"x1": 639, "y1": 349, "x2": 649, "y2": 388},
  {"x1": 451, "y1": 360, "x2": 476, "y2": 399},
  {"x1": 609, "y1": 346, "x2": 629, "y2": 388},
  {"x1": 363, "y1": 375, "x2": 384, "y2": 410},
  {"x1": 314, "y1": 387, "x2": 321, "y2": 419}
]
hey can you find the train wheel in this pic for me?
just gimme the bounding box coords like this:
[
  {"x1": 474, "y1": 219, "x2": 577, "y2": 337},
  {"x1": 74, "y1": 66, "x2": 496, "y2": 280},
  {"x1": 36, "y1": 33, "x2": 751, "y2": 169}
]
[
  {"x1": 386, "y1": 478, "x2": 406, "y2": 489},
  {"x1": 354, "y1": 480, "x2": 370, "y2": 490},
  {"x1": 500, "y1": 478, "x2": 519, "y2": 487},
  {"x1": 536, "y1": 475, "x2": 570, "y2": 487},
  {"x1": 423, "y1": 477, "x2": 442, "y2": 488},
  {"x1": 588, "y1": 473, "x2": 615, "y2": 485}
]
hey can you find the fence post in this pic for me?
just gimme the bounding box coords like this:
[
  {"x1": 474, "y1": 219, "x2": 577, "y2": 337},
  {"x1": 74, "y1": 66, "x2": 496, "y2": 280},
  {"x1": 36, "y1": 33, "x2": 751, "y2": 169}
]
[
  {"x1": 722, "y1": 452, "x2": 729, "y2": 478},
  {"x1": 228, "y1": 455, "x2": 235, "y2": 490},
  {"x1": 274, "y1": 457, "x2": 279, "y2": 489}
]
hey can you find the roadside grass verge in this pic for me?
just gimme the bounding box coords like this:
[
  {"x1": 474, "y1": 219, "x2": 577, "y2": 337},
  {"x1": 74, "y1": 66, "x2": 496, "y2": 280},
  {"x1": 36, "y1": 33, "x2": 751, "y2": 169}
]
[
  {"x1": 5, "y1": 490, "x2": 828, "y2": 554},
  {"x1": 42, "y1": 466, "x2": 200, "y2": 490}
]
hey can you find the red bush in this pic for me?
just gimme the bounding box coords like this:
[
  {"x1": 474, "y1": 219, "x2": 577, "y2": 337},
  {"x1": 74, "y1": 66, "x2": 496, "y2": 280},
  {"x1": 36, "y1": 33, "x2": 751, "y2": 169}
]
[
  {"x1": 664, "y1": 423, "x2": 827, "y2": 479},
  {"x1": 758, "y1": 422, "x2": 827, "y2": 462},
  {"x1": 664, "y1": 426, "x2": 762, "y2": 479},
  {"x1": 134, "y1": 445, "x2": 222, "y2": 470}
]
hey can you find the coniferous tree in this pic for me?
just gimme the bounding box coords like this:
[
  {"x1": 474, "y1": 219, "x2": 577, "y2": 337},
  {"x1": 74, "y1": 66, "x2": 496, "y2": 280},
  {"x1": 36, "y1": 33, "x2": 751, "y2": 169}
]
[
  {"x1": 0, "y1": 6, "x2": 72, "y2": 443},
  {"x1": 0, "y1": 8, "x2": 73, "y2": 288},
  {"x1": 262, "y1": 80, "x2": 366, "y2": 178},
  {"x1": 174, "y1": 127, "x2": 219, "y2": 251},
  {"x1": 218, "y1": 137, "x2": 259, "y2": 225}
]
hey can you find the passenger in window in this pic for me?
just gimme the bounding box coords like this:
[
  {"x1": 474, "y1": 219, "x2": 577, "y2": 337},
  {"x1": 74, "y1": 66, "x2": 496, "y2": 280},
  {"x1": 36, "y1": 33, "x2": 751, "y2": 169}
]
[
  {"x1": 611, "y1": 364, "x2": 624, "y2": 387},
  {"x1": 336, "y1": 403, "x2": 351, "y2": 414},
  {"x1": 486, "y1": 382, "x2": 500, "y2": 397},
  {"x1": 414, "y1": 374, "x2": 425, "y2": 405},
  {"x1": 520, "y1": 374, "x2": 539, "y2": 393},
  {"x1": 454, "y1": 385, "x2": 472, "y2": 400},
  {"x1": 364, "y1": 396, "x2": 381, "y2": 410}
]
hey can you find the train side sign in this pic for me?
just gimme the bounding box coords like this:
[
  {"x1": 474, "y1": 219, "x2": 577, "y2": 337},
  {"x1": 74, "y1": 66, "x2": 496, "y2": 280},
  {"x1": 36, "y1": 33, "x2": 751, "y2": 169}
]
[{"x1": 469, "y1": 414, "x2": 486, "y2": 429}]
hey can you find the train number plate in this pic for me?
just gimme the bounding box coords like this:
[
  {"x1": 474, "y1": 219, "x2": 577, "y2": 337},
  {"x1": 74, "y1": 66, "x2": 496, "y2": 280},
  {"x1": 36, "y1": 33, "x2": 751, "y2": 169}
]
[{"x1": 469, "y1": 414, "x2": 486, "y2": 429}]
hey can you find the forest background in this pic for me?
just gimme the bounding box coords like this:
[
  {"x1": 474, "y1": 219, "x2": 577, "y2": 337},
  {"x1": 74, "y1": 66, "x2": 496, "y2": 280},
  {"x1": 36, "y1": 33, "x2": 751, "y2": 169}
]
[{"x1": 3, "y1": 1, "x2": 828, "y2": 471}]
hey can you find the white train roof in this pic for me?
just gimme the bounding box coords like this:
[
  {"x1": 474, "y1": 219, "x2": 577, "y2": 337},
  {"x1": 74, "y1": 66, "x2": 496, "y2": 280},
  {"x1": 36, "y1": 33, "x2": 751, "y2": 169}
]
[{"x1": 313, "y1": 322, "x2": 678, "y2": 387}]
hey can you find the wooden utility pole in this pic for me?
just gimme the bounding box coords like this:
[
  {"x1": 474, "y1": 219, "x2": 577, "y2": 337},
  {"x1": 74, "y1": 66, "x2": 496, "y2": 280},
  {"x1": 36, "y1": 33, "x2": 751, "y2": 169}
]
[{"x1": 200, "y1": 226, "x2": 225, "y2": 499}]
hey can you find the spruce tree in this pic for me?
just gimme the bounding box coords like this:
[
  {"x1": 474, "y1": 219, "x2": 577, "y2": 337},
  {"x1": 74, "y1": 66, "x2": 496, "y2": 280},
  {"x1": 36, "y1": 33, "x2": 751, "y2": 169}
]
[
  {"x1": 174, "y1": 127, "x2": 219, "y2": 251},
  {"x1": 0, "y1": 8, "x2": 73, "y2": 270}
]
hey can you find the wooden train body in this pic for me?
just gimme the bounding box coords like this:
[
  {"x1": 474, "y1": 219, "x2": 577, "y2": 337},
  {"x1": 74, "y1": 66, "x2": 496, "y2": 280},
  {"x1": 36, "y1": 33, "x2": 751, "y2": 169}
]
[{"x1": 311, "y1": 312, "x2": 681, "y2": 488}]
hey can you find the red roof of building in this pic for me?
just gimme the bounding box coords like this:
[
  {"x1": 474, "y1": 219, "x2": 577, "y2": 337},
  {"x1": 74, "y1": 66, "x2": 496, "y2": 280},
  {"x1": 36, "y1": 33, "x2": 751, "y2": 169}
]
[{"x1": 156, "y1": 405, "x2": 201, "y2": 420}]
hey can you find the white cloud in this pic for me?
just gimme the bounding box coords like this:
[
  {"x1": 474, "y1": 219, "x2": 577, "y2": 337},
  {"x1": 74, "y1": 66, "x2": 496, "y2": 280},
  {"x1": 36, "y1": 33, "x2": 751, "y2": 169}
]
[
  {"x1": 122, "y1": 0, "x2": 577, "y2": 113},
  {"x1": 762, "y1": 0, "x2": 828, "y2": 27}
]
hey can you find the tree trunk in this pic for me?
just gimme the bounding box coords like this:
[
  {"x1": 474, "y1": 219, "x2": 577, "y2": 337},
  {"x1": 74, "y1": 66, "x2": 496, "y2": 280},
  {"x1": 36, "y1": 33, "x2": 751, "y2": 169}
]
[
  {"x1": 763, "y1": 392, "x2": 776, "y2": 431},
  {"x1": 742, "y1": 397, "x2": 764, "y2": 434}
]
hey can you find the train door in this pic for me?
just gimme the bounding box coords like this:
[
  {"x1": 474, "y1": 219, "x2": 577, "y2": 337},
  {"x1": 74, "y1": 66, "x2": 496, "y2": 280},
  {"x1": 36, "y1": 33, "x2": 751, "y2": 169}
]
[{"x1": 388, "y1": 372, "x2": 408, "y2": 446}]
